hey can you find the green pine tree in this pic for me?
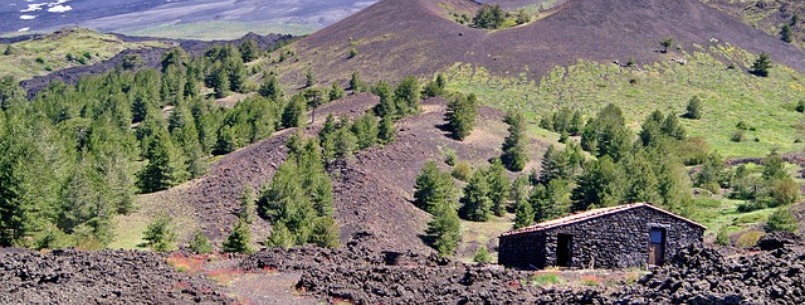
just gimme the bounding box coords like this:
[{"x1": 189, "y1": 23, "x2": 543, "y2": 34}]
[
  {"x1": 513, "y1": 197, "x2": 535, "y2": 229},
  {"x1": 427, "y1": 202, "x2": 461, "y2": 256},
  {"x1": 413, "y1": 161, "x2": 458, "y2": 213},
  {"x1": 143, "y1": 215, "x2": 176, "y2": 252},
  {"x1": 239, "y1": 185, "x2": 257, "y2": 224},
  {"x1": 446, "y1": 93, "x2": 478, "y2": 140},
  {"x1": 501, "y1": 112, "x2": 529, "y2": 171},
  {"x1": 378, "y1": 114, "x2": 397, "y2": 144},
  {"x1": 750, "y1": 52, "x2": 772, "y2": 77},
  {"x1": 266, "y1": 222, "x2": 295, "y2": 249},
  {"x1": 310, "y1": 216, "x2": 340, "y2": 248},
  {"x1": 460, "y1": 170, "x2": 494, "y2": 221},
  {"x1": 189, "y1": 230, "x2": 213, "y2": 254},
  {"x1": 222, "y1": 219, "x2": 253, "y2": 254},
  {"x1": 487, "y1": 159, "x2": 510, "y2": 217}
]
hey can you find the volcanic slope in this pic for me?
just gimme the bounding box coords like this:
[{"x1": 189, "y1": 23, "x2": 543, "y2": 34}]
[
  {"x1": 123, "y1": 94, "x2": 547, "y2": 252},
  {"x1": 703, "y1": 0, "x2": 805, "y2": 50},
  {"x1": 272, "y1": 0, "x2": 805, "y2": 86}
]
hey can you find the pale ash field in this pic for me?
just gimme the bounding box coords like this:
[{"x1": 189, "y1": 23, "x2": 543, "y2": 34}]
[{"x1": 2, "y1": 0, "x2": 377, "y2": 40}]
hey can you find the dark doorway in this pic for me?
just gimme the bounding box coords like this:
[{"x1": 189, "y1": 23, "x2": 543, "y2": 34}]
[
  {"x1": 648, "y1": 228, "x2": 667, "y2": 266},
  {"x1": 556, "y1": 234, "x2": 573, "y2": 267}
]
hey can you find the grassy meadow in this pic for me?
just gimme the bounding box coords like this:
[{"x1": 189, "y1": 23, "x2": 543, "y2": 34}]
[
  {"x1": 444, "y1": 44, "x2": 805, "y2": 158},
  {"x1": 0, "y1": 28, "x2": 167, "y2": 80}
]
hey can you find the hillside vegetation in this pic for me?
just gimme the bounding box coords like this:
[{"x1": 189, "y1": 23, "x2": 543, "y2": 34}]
[
  {"x1": 0, "y1": 28, "x2": 168, "y2": 80},
  {"x1": 445, "y1": 44, "x2": 805, "y2": 157}
]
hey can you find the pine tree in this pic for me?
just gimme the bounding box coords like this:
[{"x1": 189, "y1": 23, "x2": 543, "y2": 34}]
[
  {"x1": 310, "y1": 216, "x2": 340, "y2": 248},
  {"x1": 212, "y1": 68, "x2": 230, "y2": 98},
  {"x1": 351, "y1": 113, "x2": 379, "y2": 149},
  {"x1": 333, "y1": 127, "x2": 357, "y2": 160},
  {"x1": 766, "y1": 207, "x2": 799, "y2": 233},
  {"x1": 487, "y1": 159, "x2": 510, "y2": 217},
  {"x1": 239, "y1": 39, "x2": 259, "y2": 62},
  {"x1": 329, "y1": 82, "x2": 345, "y2": 101},
  {"x1": 239, "y1": 185, "x2": 256, "y2": 224},
  {"x1": 685, "y1": 96, "x2": 703, "y2": 120},
  {"x1": 501, "y1": 112, "x2": 529, "y2": 171},
  {"x1": 189, "y1": 230, "x2": 213, "y2": 254},
  {"x1": 762, "y1": 151, "x2": 788, "y2": 181},
  {"x1": 305, "y1": 68, "x2": 315, "y2": 88},
  {"x1": 423, "y1": 73, "x2": 447, "y2": 98},
  {"x1": 372, "y1": 81, "x2": 397, "y2": 118},
  {"x1": 281, "y1": 95, "x2": 306, "y2": 128},
  {"x1": 530, "y1": 179, "x2": 572, "y2": 222},
  {"x1": 571, "y1": 156, "x2": 625, "y2": 211},
  {"x1": 58, "y1": 164, "x2": 115, "y2": 246},
  {"x1": 750, "y1": 52, "x2": 772, "y2": 77},
  {"x1": 781, "y1": 24, "x2": 793, "y2": 43},
  {"x1": 143, "y1": 215, "x2": 176, "y2": 252},
  {"x1": 413, "y1": 161, "x2": 457, "y2": 213},
  {"x1": 223, "y1": 219, "x2": 253, "y2": 254},
  {"x1": 580, "y1": 104, "x2": 632, "y2": 161},
  {"x1": 394, "y1": 76, "x2": 421, "y2": 115},
  {"x1": 350, "y1": 72, "x2": 366, "y2": 92},
  {"x1": 265, "y1": 222, "x2": 295, "y2": 249},
  {"x1": 259, "y1": 75, "x2": 284, "y2": 101},
  {"x1": 427, "y1": 202, "x2": 461, "y2": 256},
  {"x1": 446, "y1": 93, "x2": 478, "y2": 140},
  {"x1": 473, "y1": 4, "x2": 505, "y2": 29},
  {"x1": 378, "y1": 114, "x2": 397, "y2": 144},
  {"x1": 460, "y1": 170, "x2": 493, "y2": 221},
  {"x1": 622, "y1": 151, "x2": 660, "y2": 204},
  {"x1": 513, "y1": 197, "x2": 535, "y2": 229},
  {"x1": 660, "y1": 37, "x2": 674, "y2": 53},
  {"x1": 227, "y1": 59, "x2": 248, "y2": 93},
  {"x1": 137, "y1": 132, "x2": 183, "y2": 193}
]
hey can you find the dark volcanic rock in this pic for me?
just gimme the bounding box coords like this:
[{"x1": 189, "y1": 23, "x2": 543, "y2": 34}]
[{"x1": 0, "y1": 249, "x2": 232, "y2": 305}]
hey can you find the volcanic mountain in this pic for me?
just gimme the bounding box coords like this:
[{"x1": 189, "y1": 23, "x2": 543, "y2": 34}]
[{"x1": 277, "y1": 0, "x2": 805, "y2": 86}]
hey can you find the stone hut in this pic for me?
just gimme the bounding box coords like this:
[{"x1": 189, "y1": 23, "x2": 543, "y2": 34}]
[{"x1": 498, "y1": 203, "x2": 705, "y2": 270}]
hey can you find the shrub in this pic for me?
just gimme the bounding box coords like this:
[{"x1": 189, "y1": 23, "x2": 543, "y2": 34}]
[
  {"x1": 143, "y1": 215, "x2": 177, "y2": 252},
  {"x1": 189, "y1": 231, "x2": 213, "y2": 254},
  {"x1": 715, "y1": 228, "x2": 730, "y2": 246},
  {"x1": 473, "y1": 247, "x2": 492, "y2": 263},
  {"x1": 35, "y1": 57, "x2": 45, "y2": 64},
  {"x1": 660, "y1": 37, "x2": 674, "y2": 53},
  {"x1": 737, "y1": 201, "x2": 766, "y2": 213},
  {"x1": 769, "y1": 178, "x2": 800, "y2": 207},
  {"x1": 766, "y1": 207, "x2": 800, "y2": 233},
  {"x1": 735, "y1": 230, "x2": 765, "y2": 248},
  {"x1": 451, "y1": 161, "x2": 473, "y2": 182},
  {"x1": 796, "y1": 100, "x2": 805, "y2": 113},
  {"x1": 733, "y1": 213, "x2": 766, "y2": 225},
  {"x1": 473, "y1": 4, "x2": 506, "y2": 29},
  {"x1": 730, "y1": 130, "x2": 746, "y2": 142},
  {"x1": 750, "y1": 52, "x2": 772, "y2": 77},
  {"x1": 684, "y1": 96, "x2": 703, "y2": 119},
  {"x1": 349, "y1": 47, "x2": 358, "y2": 59},
  {"x1": 444, "y1": 149, "x2": 457, "y2": 166}
]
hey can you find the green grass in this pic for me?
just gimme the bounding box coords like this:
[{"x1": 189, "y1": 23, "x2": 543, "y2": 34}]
[
  {"x1": 529, "y1": 273, "x2": 564, "y2": 287},
  {"x1": 107, "y1": 214, "x2": 150, "y2": 250},
  {"x1": 0, "y1": 28, "x2": 167, "y2": 80},
  {"x1": 458, "y1": 214, "x2": 514, "y2": 262},
  {"x1": 444, "y1": 45, "x2": 805, "y2": 158},
  {"x1": 126, "y1": 21, "x2": 318, "y2": 41}
]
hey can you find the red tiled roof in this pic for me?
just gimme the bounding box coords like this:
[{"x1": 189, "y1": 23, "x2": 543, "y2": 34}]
[{"x1": 500, "y1": 203, "x2": 706, "y2": 237}]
